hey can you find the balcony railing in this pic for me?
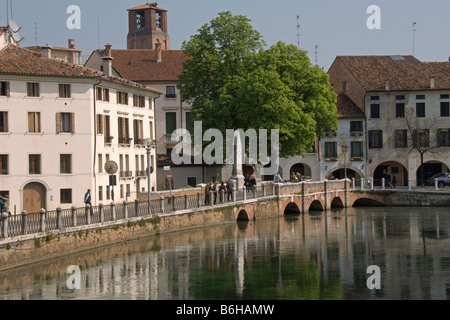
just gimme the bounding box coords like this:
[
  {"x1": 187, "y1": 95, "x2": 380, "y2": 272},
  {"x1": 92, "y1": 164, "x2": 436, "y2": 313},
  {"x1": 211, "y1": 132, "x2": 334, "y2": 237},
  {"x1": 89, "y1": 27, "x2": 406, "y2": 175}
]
[
  {"x1": 164, "y1": 134, "x2": 180, "y2": 145},
  {"x1": 119, "y1": 137, "x2": 133, "y2": 145},
  {"x1": 136, "y1": 170, "x2": 147, "y2": 178},
  {"x1": 119, "y1": 171, "x2": 133, "y2": 179},
  {"x1": 351, "y1": 130, "x2": 364, "y2": 137}
]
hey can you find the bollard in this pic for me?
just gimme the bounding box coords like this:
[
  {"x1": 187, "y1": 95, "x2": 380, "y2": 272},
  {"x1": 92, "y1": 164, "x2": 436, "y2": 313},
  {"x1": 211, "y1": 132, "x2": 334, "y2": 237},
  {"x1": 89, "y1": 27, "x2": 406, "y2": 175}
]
[
  {"x1": 111, "y1": 202, "x2": 116, "y2": 221},
  {"x1": 382, "y1": 178, "x2": 385, "y2": 190},
  {"x1": 99, "y1": 203, "x2": 104, "y2": 223},
  {"x1": 21, "y1": 211, "x2": 28, "y2": 235},
  {"x1": 135, "y1": 199, "x2": 140, "y2": 217},
  {"x1": 39, "y1": 208, "x2": 46, "y2": 233},
  {"x1": 85, "y1": 204, "x2": 91, "y2": 225},
  {"x1": 1, "y1": 212, "x2": 8, "y2": 238},
  {"x1": 71, "y1": 206, "x2": 77, "y2": 227},
  {"x1": 56, "y1": 207, "x2": 62, "y2": 230},
  {"x1": 243, "y1": 186, "x2": 247, "y2": 201}
]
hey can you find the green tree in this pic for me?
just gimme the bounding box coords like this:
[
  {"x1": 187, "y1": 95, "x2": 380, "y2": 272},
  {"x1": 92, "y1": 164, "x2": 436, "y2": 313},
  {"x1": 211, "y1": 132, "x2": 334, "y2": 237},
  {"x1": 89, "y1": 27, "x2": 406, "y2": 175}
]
[{"x1": 179, "y1": 12, "x2": 338, "y2": 158}]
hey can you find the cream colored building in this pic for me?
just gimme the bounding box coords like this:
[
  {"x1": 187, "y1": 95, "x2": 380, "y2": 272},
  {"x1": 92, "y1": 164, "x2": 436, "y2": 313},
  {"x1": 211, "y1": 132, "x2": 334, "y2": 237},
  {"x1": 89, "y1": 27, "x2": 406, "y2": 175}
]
[{"x1": 0, "y1": 44, "x2": 160, "y2": 213}]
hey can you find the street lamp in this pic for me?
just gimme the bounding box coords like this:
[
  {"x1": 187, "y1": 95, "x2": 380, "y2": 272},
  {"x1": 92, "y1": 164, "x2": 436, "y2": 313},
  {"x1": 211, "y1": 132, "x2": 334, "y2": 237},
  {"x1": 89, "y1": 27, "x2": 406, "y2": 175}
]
[
  {"x1": 342, "y1": 144, "x2": 348, "y2": 179},
  {"x1": 145, "y1": 139, "x2": 156, "y2": 215}
]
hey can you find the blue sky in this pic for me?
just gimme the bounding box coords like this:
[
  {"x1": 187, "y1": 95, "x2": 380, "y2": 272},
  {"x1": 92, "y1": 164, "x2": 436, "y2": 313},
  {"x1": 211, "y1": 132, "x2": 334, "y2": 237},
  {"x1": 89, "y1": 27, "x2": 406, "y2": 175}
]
[{"x1": 2, "y1": 0, "x2": 450, "y2": 70}]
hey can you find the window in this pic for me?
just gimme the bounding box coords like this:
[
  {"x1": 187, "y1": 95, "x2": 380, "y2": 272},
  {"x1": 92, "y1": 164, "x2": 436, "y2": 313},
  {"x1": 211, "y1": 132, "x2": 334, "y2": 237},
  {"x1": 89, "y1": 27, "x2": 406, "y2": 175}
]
[
  {"x1": 369, "y1": 130, "x2": 383, "y2": 148},
  {"x1": 0, "y1": 112, "x2": 8, "y2": 132},
  {"x1": 99, "y1": 186, "x2": 103, "y2": 201},
  {"x1": 29, "y1": 155, "x2": 41, "y2": 174},
  {"x1": 27, "y1": 83, "x2": 40, "y2": 97},
  {"x1": 57, "y1": 113, "x2": 75, "y2": 133},
  {"x1": 97, "y1": 114, "x2": 104, "y2": 134},
  {"x1": 0, "y1": 82, "x2": 10, "y2": 96},
  {"x1": 103, "y1": 88, "x2": 110, "y2": 102},
  {"x1": 324, "y1": 142, "x2": 337, "y2": 158},
  {"x1": 98, "y1": 154, "x2": 103, "y2": 173},
  {"x1": 59, "y1": 84, "x2": 71, "y2": 98},
  {"x1": 117, "y1": 91, "x2": 128, "y2": 105},
  {"x1": 396, "y1": 103, "x2": 405, "y2": 118},
  {"x1": 106, "y1": 186, "x2": 111, "y2": 200},
  {"x1": 350, "y1": 141, "x2": 364, "y2": 158},
  {"x1": 370, "y1": 96, "x2": 380, "y2": 101},
  {"x1": 60, "y1": 189, "x2": 72, "y2": 204},
  {"x1": 136, "y1": 11, "x2": 146, "y2": 29},
  {"x1": 413, "y1": 130, "x2": 430, "y2": 148},
  {"x1": 0, "y1": 155, "x2": 8, "y2": 175},
  {"x1": 416, "y1": 95, "x2": 426, "y2": 100},
  {"x1": 126, "y1": 184, "x2": 131, "y2": 198},
  {"x1": 120, "y1": 185, "x2": 124, "y2": 199},
  {"x1": 133, "y1": 119, "x2": 144, "y2": 144},
  {"x1": 416, "y1": 103, "x2": 426, "y2": 117},
  {"x1": 104, "y1": 115, "x2": 111, "y2": 143},
  {"x1": 185, "y1": 112, "x2": 194, "y2": 134},
  {"x1": 370, "y1": 104, "x2": 380, "y2": 118},
  {"x1": 395, "y1": 95, "x2": 405, "y2": 100},
  {"x1": 28, "y1": 112, "x2": 41, "y2": 133},
  {"x1": 437, "y1": 129, "x2": 450, "y2": 147},
  {"x1": 165, "y1": 112, "x2": 177, "y2": 135},
  {"x1": 441, "y1": 94, "x2": 450, "y2": 99},
  {"x1": 155, "y1": 12, "x2": 161, "y2": 29},
  {"x1": 350, "y1": 121, "x2": 363, "y2": 133},
  {"x1": 118, "y1": 117, "x2": 130, "y2": 144},
  {"x1": 166, "y1": 86, "x2": 176, "y2": 98},
  {"x1": 395, "y1": 130, "x2": 408, "y2": 148},
  {"x1": 96, "y1": 87, "x2": 102, "y2": 101},
  {"x1": 60, "y1": 154, "x2": 72, "y2": 174},
  {"x1": 133, "y1": 94, "x2": 145, "y2": 108},
  {"x1": 441, "y1": 102, "x2": 450, "y2": 117},
  {"x1": 149, "y1": 121, "x2": 154, "y2": 140}
]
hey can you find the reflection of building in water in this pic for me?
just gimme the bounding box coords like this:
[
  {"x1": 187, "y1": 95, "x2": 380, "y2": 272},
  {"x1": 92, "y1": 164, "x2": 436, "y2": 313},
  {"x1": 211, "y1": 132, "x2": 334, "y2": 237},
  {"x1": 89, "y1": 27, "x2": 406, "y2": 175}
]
[{"x1": 0, "y1": 208, "x2": 449, "y2": 300}]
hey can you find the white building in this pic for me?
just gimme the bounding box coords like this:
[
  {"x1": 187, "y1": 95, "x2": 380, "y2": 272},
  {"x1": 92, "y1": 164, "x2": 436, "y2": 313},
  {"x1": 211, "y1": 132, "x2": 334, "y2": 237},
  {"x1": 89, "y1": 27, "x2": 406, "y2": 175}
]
[{"x1": 0, "y1": 44, "x2": 160, "y2": 214}]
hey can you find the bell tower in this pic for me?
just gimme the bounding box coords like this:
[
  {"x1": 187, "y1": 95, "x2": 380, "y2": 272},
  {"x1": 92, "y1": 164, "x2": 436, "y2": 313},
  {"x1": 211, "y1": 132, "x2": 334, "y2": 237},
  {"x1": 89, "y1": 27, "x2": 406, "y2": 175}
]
[{"x1": 127, "y1": 2, "x2": 170, "y2": 50}]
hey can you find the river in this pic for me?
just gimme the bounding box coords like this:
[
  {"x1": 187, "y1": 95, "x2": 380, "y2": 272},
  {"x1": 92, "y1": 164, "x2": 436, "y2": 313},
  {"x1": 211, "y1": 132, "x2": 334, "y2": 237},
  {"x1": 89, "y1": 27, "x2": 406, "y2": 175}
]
[{"x1": 0, "y1": 206, "x2": 449, "y2": 300}]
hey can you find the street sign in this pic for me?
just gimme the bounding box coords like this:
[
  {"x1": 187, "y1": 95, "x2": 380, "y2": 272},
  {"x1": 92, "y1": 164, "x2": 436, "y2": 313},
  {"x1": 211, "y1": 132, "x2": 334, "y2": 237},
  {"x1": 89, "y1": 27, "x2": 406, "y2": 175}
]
[
  {"x1": 146, "y1": 166, "x2": 154, "y2": 175},
  {"x1": 109, "y1": 175, "x2": 117, "y2": 186},
  {"x1": 167, "y1": 172, "x2": 173, "y2": 181},
  {"x1": 164, "y1": 166, "x2": 171, "y2": 171}
]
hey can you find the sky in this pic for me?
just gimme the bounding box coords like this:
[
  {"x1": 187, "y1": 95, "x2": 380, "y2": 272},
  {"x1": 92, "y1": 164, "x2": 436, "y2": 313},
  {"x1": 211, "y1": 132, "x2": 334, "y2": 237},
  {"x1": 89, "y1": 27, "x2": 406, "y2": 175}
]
[{"x1": 1, "y1": 0, "x2": 450, "y2": 71}]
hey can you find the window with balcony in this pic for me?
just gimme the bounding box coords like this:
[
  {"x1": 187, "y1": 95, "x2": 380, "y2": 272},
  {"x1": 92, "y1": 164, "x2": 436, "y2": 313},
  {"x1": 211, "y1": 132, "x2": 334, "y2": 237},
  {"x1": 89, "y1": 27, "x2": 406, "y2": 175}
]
[
  {"x1": 369, "y1": 130, "x2": 383, "y2": 148},
  {"x1": 165, "y1": 112, "x2": 177, "y2": 143},
  {"x1": 350, "y1": 141, "x2": 364, "y2": 159},
  {"x1": 324, "y1": 142, "x2": 337, "y2": 160},
  {"x1": 350, "y1": 121, "x2": 363, "y2": 136}
]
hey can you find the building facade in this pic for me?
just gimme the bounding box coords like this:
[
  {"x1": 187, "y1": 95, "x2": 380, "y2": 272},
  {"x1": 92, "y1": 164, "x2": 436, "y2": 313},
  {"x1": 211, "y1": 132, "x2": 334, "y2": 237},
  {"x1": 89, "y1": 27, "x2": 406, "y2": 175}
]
[
  {"x1": 0, "y1": 44, "x2": 160, "y2": 213},
  {"x1": 328, "y1": 55, "x2": 450, "y2": 186}
]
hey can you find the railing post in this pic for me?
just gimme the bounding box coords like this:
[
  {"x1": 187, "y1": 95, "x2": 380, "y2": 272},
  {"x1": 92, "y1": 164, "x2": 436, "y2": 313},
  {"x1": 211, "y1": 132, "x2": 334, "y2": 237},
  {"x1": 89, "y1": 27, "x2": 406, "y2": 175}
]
[
  {"x1": 71, "y1": 206, "x2": 77, "y2": 227},
  {"x1": 360, "y1": 178, "x2": 364, "y2": 190},
  {"x1": 135, "y1": 199, "x2": 140, "y2": 217},
  {"x1": 382, "y1": 178, "x2": 385, "y2": 190},
  {"x1": 272, "y1": 183, "x2": 276, "y2": 196},
  {"x1": 233, "y1": 189, "x2": 236, "y2": 202},
  {"x1": 85, "y1": 204, "x2": 91, "y2": 225},
  {"x1": 123, "y1": 201, "x2": 128, "y2": 220},
  {"x1": 111, "y1": 202, "x2": 116, "y2": 221},
  {"x1": 198, "y1": 192, "x2": 202, "y2": 208},
  {"x1": 2, "y1": 213, "x2": 8, "y2": 238},
  {"x1": 221, "y1": 190, "x2": 225, "y2": 204},
  {"x1": 160, "y1": 196, "x2": 165, "y2": 213},
  {"x1": 435, "y1": 178, "x2": 438, "y2": 190},
  {"x1": 185, "y1": 194, "x2": 189, "y2": 209},
  {"x1": 371, "y1": 179, "x2": 374, "y2": 190},
  {"x1": 56, "y1": 207, "x2": 62, "y2": 230},
  {"x1": 209, "y1": 191, "x2": 213, "y2": 206},
  {"x1": 39, "y1": 208, "x2": 46, "y2": 233},
  {"x1": 408, "y1": 180, "x2": 412, "y2": 191},
  {"x1": 99, "y1": 203, "x2": 104, "y2": 223},
  {"x1": 243, "y1": 186, "x2": 247, "y2": 201},
  {"x1": 262, "y1": 184, "x2": 266, "y2": 197},
  {"x1": 21, "y1": 211, "x2": 28, "y2": 235},
  {"x1": 172, "y1": 196, "x2": 176, "y2": 211},
  {"x1": 252, "y1": 186, "x2": 257, "y2": 199}
]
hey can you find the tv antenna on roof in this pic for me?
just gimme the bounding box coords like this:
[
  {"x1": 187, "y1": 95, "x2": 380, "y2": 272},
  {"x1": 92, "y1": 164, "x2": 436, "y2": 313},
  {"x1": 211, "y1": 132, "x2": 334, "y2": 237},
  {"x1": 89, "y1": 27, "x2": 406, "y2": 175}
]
[
  {"x1": 8, "y1": 19, "x2": 23, "y2": 43},
  {"x1": 296, "y1": 15, "x2": 301, "y2": 49},
  {"x1": 412, "y1": 22, "x2": 417, "y2": 56}
]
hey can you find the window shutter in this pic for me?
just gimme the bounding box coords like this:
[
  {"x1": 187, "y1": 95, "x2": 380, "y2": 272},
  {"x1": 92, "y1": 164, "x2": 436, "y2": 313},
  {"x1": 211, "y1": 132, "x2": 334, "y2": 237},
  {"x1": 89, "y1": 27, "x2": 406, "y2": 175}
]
[
  {"x1": 351, "y1": 142, "x2": 355, "y2": 157},
  {"x1": 360, "y1": 142, "x2": 364, "y2": 157},
  {"x1": 59, "y1": 84, "x2": 64, "y2": 98},
  {"x1": 56, "y1": 112, "x2": 61, "y2": 133},
  {"x1": 70, "y1": 113, "x2": 75, "y2": 133},
  {"x1": 5, "y1": 82, "x2": 10, "y2": 96},
  {"x1": 437, "y1": 129, "x2": 442, "y2": 147},
  {"x1": 27, "y1": 83, "x2": 32, "y2": 97},
  {"x1": 35, "y1": 83, "x2": 40, "y2": 97}
]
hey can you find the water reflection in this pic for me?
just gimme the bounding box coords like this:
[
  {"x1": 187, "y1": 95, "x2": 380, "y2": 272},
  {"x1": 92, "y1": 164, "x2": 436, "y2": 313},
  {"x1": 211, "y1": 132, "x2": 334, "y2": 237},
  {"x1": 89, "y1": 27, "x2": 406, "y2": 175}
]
[{"x1": 0, "y1": 206, "x2": 450, "y2": 300}]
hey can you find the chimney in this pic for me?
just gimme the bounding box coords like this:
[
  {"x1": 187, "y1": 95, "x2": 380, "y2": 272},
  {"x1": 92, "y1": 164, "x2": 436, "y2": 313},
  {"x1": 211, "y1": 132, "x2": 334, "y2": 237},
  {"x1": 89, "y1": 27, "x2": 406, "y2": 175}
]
[
  {"x1": 41, "y1": 46, "x2": 51, "y2": 58},
  {"x1": 385, "y1": 80, "x2": 389, "y2": 91},
  {"x1": 68, "y1": 39, "x2": 75, "y2": 49},
  {"x1": 430, "y1": 76, "x2": 435, "y2": 89},
  {"x1": 102, "y1": 44, "x2": 113, "y2": 77},
  {"x1": 155, "y1": 42, "x2": 162, "y2": 63}
]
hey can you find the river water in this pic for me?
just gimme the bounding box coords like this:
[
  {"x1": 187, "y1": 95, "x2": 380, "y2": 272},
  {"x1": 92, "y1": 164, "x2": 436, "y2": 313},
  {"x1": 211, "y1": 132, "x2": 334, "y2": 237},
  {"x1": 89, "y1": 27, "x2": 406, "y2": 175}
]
[{"x1": 1, "y1": 206, "x2": 450, "y2": 300}]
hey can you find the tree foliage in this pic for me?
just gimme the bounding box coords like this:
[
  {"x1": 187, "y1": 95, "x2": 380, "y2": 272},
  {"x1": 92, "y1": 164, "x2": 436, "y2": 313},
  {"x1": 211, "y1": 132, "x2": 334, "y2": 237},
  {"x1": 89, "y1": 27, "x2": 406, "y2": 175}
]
[{"x1": 179, "y1": 11, "x2": 338, "y2": 158}]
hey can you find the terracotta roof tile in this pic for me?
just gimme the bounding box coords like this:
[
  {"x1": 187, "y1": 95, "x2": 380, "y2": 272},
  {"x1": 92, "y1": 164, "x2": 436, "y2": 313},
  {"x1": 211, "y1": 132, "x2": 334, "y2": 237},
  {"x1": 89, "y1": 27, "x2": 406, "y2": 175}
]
[
  {"x1": 128, "y1": 3, "x2": 167, "y2": 12},
  {"x1": 336, "y1": 55, "x2": 450, "y2": 92},
  {"x1": 337, "y1": 94, "x2": 366, "y2": 119},
  {"x1": 0, "y1": 44, "x2": 161, "y2": 94},
  {"x1": 97, "y1": 49, "x2": 188, "y2": 83}
]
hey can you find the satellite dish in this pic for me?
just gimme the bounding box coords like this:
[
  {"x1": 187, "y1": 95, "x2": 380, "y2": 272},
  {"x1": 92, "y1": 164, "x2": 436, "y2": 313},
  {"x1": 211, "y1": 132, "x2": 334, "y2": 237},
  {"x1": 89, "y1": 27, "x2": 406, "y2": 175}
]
[
  {"x1": 8, "y1": 20, "x2": 23, "y2": 43},
  {"x1": 104, "y1": 161, "x2": 118, "y2": 174}
]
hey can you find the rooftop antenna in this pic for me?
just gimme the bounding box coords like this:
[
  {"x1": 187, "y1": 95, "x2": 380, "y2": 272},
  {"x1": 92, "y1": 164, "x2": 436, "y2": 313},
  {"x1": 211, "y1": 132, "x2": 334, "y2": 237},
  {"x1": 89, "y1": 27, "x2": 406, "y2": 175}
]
[
  {"x1": 412, "y1": 22, "x2": 417, "y2": 56},
  {"x1": 34, "y1": 22, "x2": 38, "y2": 46},
  {"x1": 296, "y1": 15, "x2": 301, "y2": 49},
  {"x1": 315, "y1": 45, "x2": 319, "y2": 66}
]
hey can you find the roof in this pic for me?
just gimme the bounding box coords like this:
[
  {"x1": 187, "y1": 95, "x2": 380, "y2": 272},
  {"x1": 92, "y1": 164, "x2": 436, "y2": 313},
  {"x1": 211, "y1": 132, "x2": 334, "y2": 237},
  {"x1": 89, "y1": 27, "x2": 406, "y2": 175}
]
[
  {"x1": 0, "y1": 26, "x2": 8, "y2": 36},
  {"x1": 335, "y1": 55, "x2": 450, "y2": 92},
  {"x1": 26, "y1": 45, "x2": 84, "y2": 53},
  {"x1": 336, "y1": 94, "x2": 366, "y2": 119},
  {"x1": 96, "y1": 49, "x2": 188, "y2": 82},
  {"x1": 0, "y1": 44, "x2": 161, "y2": 94},
  {"x1": 128, "y1": 3, "x2": 167, "y2": 12}
]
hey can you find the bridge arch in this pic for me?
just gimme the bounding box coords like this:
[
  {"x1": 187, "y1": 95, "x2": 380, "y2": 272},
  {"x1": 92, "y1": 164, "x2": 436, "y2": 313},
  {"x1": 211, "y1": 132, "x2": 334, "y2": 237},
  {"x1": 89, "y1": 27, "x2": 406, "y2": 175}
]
[
  {"x1": 237, "y1": 209, "x2": 250, "y2": 221},
  {"x1": 330, "y1": 197, "x2": 344, "y2": 208},
  {"x1": 353, "y1": 198, "x2": 386, "y2": 207},
  {"x1": 284, "y1": 202, "x2": 301, "y2": 215},
  {"x1": 309, "y1": 199, "x2": 324, "y2": 212}
]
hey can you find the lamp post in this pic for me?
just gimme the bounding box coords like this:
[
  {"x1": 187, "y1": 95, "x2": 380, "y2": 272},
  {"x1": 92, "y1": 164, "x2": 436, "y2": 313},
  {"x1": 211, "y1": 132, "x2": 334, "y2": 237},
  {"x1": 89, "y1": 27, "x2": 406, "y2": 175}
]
[
  {"x1": 342, "y1": 144, "x2": 348, "y2": 179},
  {"x1": 145, "y1": 139, "x2": 156, "y2": 214}
]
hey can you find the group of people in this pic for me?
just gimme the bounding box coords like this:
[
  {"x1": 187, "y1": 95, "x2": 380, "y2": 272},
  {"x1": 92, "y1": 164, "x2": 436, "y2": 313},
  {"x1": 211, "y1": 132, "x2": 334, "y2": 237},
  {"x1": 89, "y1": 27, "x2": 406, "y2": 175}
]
[
  {"x1": 290, "y1": 172, "x2": 306, "y2": 183},
  {"x1": 244, "y1": 174, "x2": 257, "y2": 192},
  {"x1": 204, "y1": 179, "x2": 235, "y2": 205}
]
